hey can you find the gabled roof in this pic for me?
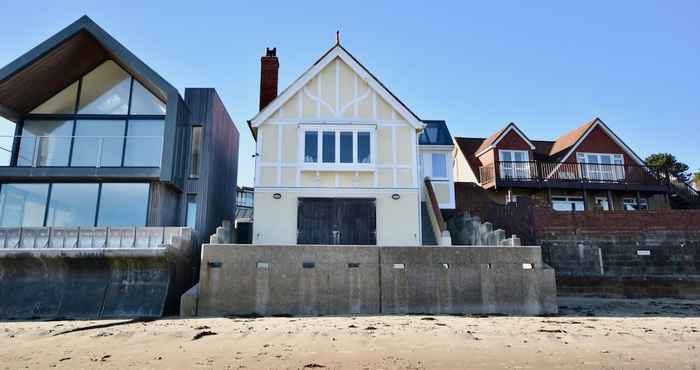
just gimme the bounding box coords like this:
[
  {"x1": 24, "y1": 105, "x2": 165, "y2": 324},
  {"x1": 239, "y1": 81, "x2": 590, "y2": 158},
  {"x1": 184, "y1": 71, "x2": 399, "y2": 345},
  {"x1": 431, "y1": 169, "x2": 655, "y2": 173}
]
[
  {"x1": 550, "y1": 117, "x2": 646, "y2": 166},
  {"x1": 248, "y1": 43, "x2": 424, "y2": 130},
  {"x1": 474, "y1": 122, "x2": 535, "y2": 157},
  {"x1": 0, "y1": 15, "x2": 179, "y2": 122},
  {"x1": 419, "y1": 120, "x2": 453, "y2": 146}
]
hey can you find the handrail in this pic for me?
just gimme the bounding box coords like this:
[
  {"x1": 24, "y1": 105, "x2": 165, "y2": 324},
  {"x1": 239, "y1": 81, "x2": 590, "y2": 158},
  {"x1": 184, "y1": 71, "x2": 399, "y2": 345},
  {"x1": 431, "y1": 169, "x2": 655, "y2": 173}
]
[
  {"x1": 423, "y1": 177, "x2": 449, "y2": 245},
  {"x1": 478, "y1": 160, "x2": 667, "y2": 188}
]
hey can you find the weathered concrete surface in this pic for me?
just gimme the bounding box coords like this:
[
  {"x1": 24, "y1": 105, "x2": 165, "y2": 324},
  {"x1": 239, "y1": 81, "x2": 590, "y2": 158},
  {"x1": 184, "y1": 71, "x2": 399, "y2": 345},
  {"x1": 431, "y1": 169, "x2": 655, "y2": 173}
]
[
  {"x1": 0, "y1": 227, "x2": 192, "y2": 320},
  {"x1": 197, "y1": 245, "x2": 381, "y2": 317},
  {"x1": 194, "y1": 245, "x2": 557, "y2": 316}
]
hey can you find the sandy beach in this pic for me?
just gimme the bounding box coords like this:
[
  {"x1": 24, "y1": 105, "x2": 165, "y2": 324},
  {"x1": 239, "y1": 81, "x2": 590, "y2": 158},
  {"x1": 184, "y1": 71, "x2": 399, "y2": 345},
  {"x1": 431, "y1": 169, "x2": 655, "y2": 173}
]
[{"x1": 1, "y1": 297, "x2": 698, "y2": 370}]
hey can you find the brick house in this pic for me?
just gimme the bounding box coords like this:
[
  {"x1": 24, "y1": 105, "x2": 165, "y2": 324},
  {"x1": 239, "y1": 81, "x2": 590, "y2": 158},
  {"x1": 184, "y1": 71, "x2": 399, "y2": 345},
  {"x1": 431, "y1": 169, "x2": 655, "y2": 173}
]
[{"x1": 454, "y1": 118, "x2": 674, "y2": 211}]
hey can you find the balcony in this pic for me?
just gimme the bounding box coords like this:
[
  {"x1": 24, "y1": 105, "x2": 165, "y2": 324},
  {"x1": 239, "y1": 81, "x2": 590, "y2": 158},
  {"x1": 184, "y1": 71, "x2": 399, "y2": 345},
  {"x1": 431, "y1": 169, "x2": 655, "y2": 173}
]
[
  {"x1": 0, "y1": 135, "x2": 163, "y2": 181},
  {"x1": 478, "y1": 161, "x2": 670, "y2": 192}
]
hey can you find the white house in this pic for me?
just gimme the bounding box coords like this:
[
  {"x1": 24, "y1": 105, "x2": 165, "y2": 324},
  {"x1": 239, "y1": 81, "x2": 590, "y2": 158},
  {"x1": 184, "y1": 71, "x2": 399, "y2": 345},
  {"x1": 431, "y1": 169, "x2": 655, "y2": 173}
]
[{"x1": 248, "y1": 42, "x2": 453, "y2": 246}]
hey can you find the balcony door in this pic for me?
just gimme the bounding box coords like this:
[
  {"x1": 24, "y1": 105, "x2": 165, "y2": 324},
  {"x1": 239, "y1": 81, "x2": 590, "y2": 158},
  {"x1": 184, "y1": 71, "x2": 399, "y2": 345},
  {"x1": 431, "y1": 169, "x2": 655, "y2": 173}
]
[
  {"x1": 577, "y1": 153, "x2": 624, "y2": 182},
  {"x1": 499, "y1": 150, "x2": 530, "y2": 180}
]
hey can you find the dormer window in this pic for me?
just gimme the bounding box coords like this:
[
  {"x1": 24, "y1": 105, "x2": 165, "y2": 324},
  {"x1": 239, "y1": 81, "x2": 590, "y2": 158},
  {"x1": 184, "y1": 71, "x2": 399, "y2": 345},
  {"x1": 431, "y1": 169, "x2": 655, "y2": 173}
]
[{"x1": 301, "y1": 125, "x2": 374, "y2": 170}]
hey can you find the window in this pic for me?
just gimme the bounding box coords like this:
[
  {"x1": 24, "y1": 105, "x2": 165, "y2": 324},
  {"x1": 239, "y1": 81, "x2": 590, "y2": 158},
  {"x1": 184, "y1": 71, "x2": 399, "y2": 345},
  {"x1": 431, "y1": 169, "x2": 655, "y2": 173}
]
[
  {"x1": 97, "y1": 183, "x2": 149, "y2": 226},
  {"x1": 577, "y1": 152, "x2": 624, "y2": 181},
  {"x1": 499, "y1": 150, "x2": 530, "y2": 179},
  {"x1": 623, "y1": 198, "x2": 648, "y2": 211},
  {"x1": 46, "y1": 183, "x2": 99, "y2": 226},
  {"x1": 18, "y1": 120, "x2": 73, "y2": 166},
  {"x1": 31, "y1": 82, "x2": 78, "y2": 114},
  {"x1": 431, "y1": 153, "x2": 447, "y2": 179},
  {"x1": 72, "y1": 120, "x2": 126, "y2": 167},
  {"x1": 595, "y1": 197, "x2": 610, "y2": 211},
  {"x1": 129, "y1": 80, "x2": 166, "y2": 115},
  {"x1": 186, "y1": 194, "x2": 197, "y2": 229},
  {"x1": 302, "y1": 127, "x2": 373, "y2": 167},
  {"x1": 124, "y1": 120, "x2": 164, "y2": 167},
  {"x1": 189, "y1": 126, "x2": 203, "y2": 177},
  {"x1": 304, "y1": 131, "x2": 318, "y2": 163},
  {"x1": 78, "y1": 61, "x2": 131, "y2": 115},
  {"x1": 339, "y1": 132, "x2": 353, "y2": 163},
  {"x1": 322, "y1": 131, "x2": 335, "y2": 163},
  {"x1": 0, "y1": 183, "x2": 49, "y2": 226},
  {"x1": 552, "y1": 196, "x2": 585, "y2": 211}
]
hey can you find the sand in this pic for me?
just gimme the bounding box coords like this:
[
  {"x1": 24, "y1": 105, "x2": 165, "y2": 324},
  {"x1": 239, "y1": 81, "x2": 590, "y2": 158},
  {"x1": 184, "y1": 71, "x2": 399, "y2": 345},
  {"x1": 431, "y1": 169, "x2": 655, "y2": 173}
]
[{"x1": 0, "y1": 297, "x2": 698, "y2": 370}]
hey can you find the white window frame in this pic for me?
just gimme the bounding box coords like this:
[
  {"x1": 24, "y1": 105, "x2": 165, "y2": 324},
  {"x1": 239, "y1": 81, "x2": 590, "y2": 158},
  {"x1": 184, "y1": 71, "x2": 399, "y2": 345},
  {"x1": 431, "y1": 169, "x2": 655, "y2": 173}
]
[
  {"x1": 576, "y1": 152, "x2": 625, "y2": 182},
  {"x1": 623, "y1": 197, "x2": 648, "y2": 211},
  {"x1": 299, "y1": 124, "x2": 375, "y2": 171},
  {"x1": 551, "y1": 196, "x2": 585, "y2": 212},
  {"x1": 498, "y1": 150, "x2": 530, "y2": 179},
  {"x1": 594, "y1": 196, "x2": 610, "y2": 211},
  {"x1": 430, "y1": 153, "x2": 448, "y2": 180}
]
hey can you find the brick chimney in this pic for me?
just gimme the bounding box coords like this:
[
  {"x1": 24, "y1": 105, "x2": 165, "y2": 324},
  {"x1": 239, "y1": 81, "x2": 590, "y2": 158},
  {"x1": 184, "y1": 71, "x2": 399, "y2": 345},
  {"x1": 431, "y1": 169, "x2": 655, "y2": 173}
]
[{"x1": 259, "y1": 47, "x2": 279, "y2": 111}]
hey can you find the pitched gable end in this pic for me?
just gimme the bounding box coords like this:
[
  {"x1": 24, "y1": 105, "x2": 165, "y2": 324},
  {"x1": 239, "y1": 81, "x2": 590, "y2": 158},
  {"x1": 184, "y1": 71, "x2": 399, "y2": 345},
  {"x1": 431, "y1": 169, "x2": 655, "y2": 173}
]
[
  {"x1": 474, "y1": 123, "x2": 535, "y2": 157},
  {"x1": 554, "y1": 118, "x2": 646, "y2": 166}
]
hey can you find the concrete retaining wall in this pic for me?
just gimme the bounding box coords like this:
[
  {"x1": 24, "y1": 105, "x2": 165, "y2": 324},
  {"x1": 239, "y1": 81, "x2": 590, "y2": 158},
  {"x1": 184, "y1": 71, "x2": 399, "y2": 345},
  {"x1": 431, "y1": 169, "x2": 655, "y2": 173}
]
[
  {"x1": 0, "y1": 227, "x2": 192, "y2": 320},
  {"x1": 194, "y1": 245, "x2": 557, "y2": 316}
]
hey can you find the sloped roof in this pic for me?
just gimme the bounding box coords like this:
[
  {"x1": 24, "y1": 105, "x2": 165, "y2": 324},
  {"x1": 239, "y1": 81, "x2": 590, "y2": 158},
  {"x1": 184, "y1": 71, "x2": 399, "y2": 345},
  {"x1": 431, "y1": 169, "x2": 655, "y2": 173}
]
[
  {"x1": 0, "y1": 15, "x2": 178, "y2": 122},
  {"x1": 474, "y1": 122, "x2": 535, "y2": 156},
  {"x1": 454, "y1": 137, "x2": 487, "y2": 176},
  {"x1": 248, "y1": 42, "x2": 424, "y2": 133},
  {"x1": 548, "y1": 118, "x2": 598, "y2": 157},
  {"x1": 419, "y1": 120, "x2": 453, "y2": 146}
]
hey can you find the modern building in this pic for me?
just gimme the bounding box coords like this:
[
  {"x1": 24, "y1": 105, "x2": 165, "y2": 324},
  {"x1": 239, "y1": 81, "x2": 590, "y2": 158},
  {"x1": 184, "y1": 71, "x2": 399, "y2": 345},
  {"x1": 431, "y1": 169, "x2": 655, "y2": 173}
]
[
  {"x1": 0, "y1": 16, "x2": 239, "y2": 247},
  {"x1": 452, "y1": 118, "x2": 695, "y2": 211},
  {"x1": 247, "y1": 43, "x2": 454, "y2": 246}
]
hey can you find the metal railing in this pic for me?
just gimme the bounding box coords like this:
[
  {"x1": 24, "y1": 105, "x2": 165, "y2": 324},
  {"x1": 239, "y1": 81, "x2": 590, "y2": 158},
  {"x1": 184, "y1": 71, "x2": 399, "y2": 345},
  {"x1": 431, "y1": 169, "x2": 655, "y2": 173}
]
[
  {"x1": 479, "y1": 161, "x2": 666, "y2": 187},
  {"x1": 0, "y1": 135, "x2": 163, "y2": 168}
]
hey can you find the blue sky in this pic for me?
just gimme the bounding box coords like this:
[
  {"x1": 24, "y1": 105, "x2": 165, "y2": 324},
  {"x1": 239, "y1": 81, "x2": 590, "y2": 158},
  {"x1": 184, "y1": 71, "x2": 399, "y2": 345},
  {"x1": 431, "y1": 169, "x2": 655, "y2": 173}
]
[{"x1": 0, "y1": 0, "x2": 698, "y2": 185}]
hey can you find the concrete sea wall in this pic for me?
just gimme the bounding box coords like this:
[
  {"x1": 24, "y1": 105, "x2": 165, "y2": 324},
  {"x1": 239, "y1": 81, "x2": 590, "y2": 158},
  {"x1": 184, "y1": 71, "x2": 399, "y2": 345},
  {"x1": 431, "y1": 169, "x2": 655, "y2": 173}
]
[
  {"x1": 0, "y1": 227, "x2": 192, "y2": 320},
  {"x1": 193, "y1": 244, "x2": 557, "y2": 316}
]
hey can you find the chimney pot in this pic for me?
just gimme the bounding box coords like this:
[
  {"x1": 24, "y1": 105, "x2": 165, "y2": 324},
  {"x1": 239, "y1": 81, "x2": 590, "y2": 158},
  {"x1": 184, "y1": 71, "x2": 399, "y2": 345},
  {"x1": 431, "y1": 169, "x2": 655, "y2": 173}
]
[{"x1": 259, "y1": 47, "x2": 279, "y2": 111}]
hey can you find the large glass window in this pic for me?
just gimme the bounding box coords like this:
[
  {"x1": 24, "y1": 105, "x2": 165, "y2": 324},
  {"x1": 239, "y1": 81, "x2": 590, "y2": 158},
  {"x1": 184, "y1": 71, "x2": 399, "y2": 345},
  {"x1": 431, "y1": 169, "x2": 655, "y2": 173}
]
[
  {"x1": 322, "y1": 131, "x2": 335, "y2": 163},
  {"x1": 190, "y1": 126, "x2": 202, "y2": 177},
  {"x1": 0, "y1": 183, "x2": 49, "y2": 226},
  {"x1": 186, "y1": 194, "x2": 197, "y2": 229},
  {"x1": 552, "y1": 196, "x2": 585, "y2": 212},
  {"x1": 304, "y1": 131, "x2": 318, "y2": 163},
  {"x1": 339, "y1": 132, "x2": 353, "y2": 163},
  {"x1": 71, "y1": 120, "x2": 126, "y2": 167},
  {"x1": 130, "y1": 80, "x2": 166, "y2": 115},
  {"x1": 97, "y1": 183, "x2": 149, "y2": 227},
  {"x1": 31, "y1": 82, "x2": 78, "y2": 114},
  {"x1": 0, "y1": 118, "x2": 15, "y2": 166},
  {"x1": 18, "y1": 120, "x2": 73, "y2": 166},
  {"x1": 78, "y1": 61, "x2": 131, "y2": 115},
  {"x1": 577, "y1": 152, "x2": 625, "y2": 181},
  {"x1": 46, "y1": 183, "x2": 99, "y2": 226},
  {"x1": 499, "y1": 150, "x2": 530, "y2": 179},
  {"x1": 124, "y1": 120, "x2": 165, "y2": 167}
]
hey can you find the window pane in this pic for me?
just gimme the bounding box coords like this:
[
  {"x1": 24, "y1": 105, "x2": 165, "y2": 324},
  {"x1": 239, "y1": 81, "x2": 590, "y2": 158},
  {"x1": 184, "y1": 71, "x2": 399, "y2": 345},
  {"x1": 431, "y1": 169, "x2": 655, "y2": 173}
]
[
  {"x1": 322, "y1": 131, "x2": 335, "y2": 163},
  {"x1": 71, "y1": 120, "x2": 125, "y2": 167},
  {"x1": 432, "y1": 153, "x2": 447, "y2": 178},
  {"x1": 186, "y1": 194, "x2": 197, "y2": 229},
  {"x1": 97, "y1": 183, "x2": 149, "y2": 226},
  {"x1": 340, "y1": 132, "x2": 353, "y2": 163},
  {"x1": 0, "y1": 118, "x2": 15, "y2": 166},
  {"x1": 19, "y1": 120, "x2": 73, "y2": 166},
  {"x1": 31, "y1": 81, "x2": 78, "y2": 114},
  {"x1": 190, "y1": 126, "x2": 202, "y2": 176},
  {"x1": 78, "y1": 61, "x2": 131, "y2": 115},
  {"x1": 46, "y1": 183, "x2": 98, "y2": 226},
  {"x1": 304, "y1": 131, "x2": 318, "y2": 163},
  {"x1": 124, "y1": 120, "x2": 164, "y2": 167},
  {"x1": 0, "y1": 183, "x2": 49, "y2": 226},
  {"x1": 130, "y1": 80, "x2": 166, "y2": 115},
  {"x1": 357, "y1": 132, "x2": 370, "y2": 163}
]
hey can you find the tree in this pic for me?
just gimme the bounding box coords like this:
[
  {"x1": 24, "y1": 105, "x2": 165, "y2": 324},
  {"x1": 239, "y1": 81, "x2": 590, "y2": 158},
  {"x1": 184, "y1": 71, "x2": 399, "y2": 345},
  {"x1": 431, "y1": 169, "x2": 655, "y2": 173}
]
[{"x1": 644, "y1": 153, "x2": 691, "y2": 182}]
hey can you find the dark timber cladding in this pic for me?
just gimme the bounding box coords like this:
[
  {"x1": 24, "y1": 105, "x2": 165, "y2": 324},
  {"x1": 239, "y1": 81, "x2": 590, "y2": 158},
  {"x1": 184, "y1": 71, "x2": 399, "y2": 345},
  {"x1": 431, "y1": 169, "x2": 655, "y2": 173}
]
[{"x1": 297, "y1": 198, "x2": 376, "y2": 245}]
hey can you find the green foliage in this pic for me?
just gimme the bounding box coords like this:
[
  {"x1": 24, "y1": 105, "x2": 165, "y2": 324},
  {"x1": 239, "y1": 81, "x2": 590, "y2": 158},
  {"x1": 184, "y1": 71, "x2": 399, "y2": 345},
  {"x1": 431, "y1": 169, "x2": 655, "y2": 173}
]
[{"x1": 644, "y1": 153, "x2": 691, "y2": 182}]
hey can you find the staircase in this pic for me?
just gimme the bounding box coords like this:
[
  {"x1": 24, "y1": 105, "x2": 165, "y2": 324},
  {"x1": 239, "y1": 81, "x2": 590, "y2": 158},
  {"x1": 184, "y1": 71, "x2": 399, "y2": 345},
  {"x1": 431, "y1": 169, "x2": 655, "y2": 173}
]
[
  {"x1": 668, "y1": 178, "x2": 700, "y2": 209},
  {"x1": 421, "y1": 202, "x2": 437, "y2": 245}
]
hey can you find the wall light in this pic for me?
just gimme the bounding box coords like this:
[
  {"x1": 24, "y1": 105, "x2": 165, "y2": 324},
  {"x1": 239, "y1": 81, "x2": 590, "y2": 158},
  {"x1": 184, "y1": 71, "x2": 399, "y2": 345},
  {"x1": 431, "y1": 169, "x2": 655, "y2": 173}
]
[
  {"x1": 391, "y1": 193, "x2": 400, "y2": 200},
  {"x1": 272, "y1": 193, "x2": 282, "y2": 199}
]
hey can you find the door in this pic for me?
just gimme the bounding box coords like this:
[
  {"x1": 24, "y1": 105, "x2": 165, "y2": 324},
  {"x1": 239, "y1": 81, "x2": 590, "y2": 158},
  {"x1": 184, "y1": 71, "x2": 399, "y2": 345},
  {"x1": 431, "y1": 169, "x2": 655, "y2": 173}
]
[{"x1": 297, "y1": 198, "x2": 376, "y2": 245}]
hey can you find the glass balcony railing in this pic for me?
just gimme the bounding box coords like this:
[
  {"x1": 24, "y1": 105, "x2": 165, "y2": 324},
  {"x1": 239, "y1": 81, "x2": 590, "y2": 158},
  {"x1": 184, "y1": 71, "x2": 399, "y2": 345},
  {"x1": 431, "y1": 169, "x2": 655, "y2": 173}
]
[{"x1": 0, "y1": 135, "x2": 163, "y2": 168}]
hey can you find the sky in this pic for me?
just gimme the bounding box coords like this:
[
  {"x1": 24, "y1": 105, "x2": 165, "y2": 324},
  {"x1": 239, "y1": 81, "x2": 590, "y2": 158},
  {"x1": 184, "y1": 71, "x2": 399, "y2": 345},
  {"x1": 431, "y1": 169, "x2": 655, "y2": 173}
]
[{"x1": 0, "y1": 0, "x2": 698, "y2": 185}]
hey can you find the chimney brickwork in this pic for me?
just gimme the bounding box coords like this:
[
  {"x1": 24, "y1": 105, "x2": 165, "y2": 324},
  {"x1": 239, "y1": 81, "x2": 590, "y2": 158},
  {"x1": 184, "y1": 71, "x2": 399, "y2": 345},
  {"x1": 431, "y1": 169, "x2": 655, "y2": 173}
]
[{"x1": 259, "y1": 47, "x2": 279, "y2": 111}]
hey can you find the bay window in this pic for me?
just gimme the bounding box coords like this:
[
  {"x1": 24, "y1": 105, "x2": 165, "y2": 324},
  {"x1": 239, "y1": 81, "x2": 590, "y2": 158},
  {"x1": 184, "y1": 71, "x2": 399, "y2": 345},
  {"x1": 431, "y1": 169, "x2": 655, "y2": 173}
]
[{"x1": 302, "y1": 126, "x2": 374, "y2": 168}]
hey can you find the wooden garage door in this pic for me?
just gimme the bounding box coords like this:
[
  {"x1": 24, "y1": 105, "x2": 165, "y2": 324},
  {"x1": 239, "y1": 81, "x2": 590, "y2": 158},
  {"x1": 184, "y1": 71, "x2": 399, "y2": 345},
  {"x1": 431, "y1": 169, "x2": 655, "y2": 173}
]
[{"x1": 297, "y1": 198, "x2": 376, "y2": 245}]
